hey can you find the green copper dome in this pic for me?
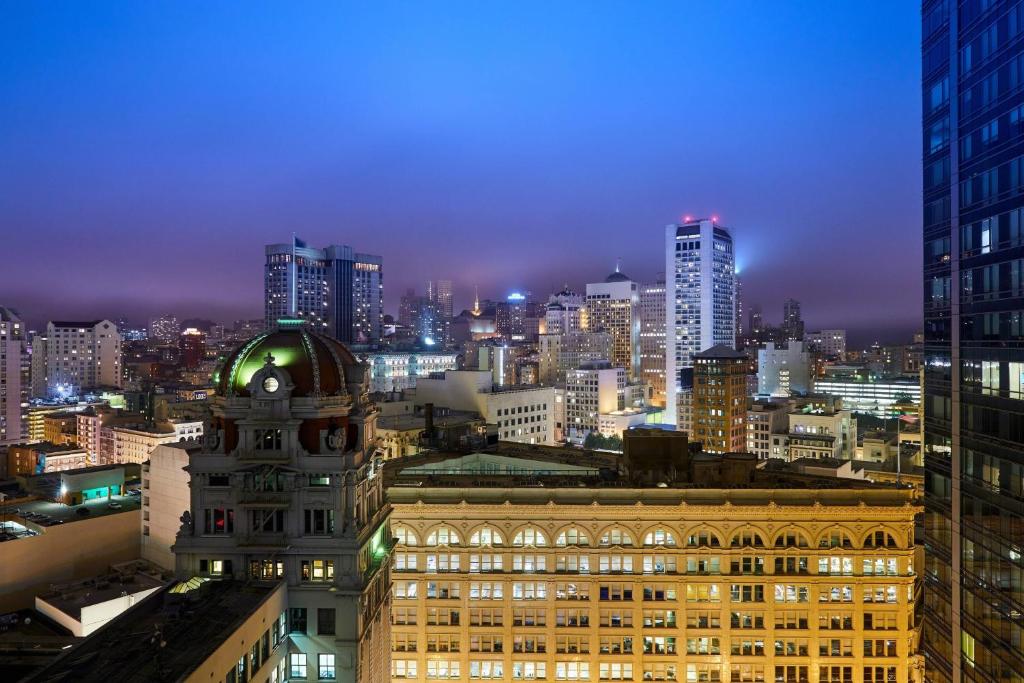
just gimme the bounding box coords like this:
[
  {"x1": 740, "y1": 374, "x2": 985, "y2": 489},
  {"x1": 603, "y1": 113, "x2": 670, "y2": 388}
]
[{"x1": 215, "y1": 326, "x2": 360, "y2": 397}]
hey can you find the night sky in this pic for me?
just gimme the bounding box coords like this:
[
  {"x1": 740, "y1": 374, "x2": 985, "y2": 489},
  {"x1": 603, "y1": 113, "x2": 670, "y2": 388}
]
[{"x1": 1, "y1": 2, "x2": 921, "y2": 345}]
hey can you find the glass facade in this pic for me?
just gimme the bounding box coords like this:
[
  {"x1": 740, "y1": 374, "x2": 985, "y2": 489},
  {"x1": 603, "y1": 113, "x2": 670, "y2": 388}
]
[{"x1": 922, "y1": 1, "x2": 1024, "y2": 681}]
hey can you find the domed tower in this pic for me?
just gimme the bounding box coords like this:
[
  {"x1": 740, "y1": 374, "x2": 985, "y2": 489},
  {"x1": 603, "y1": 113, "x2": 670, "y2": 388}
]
[{"x1": 172, "y1": 322, "x2": 392, "y2": 683}]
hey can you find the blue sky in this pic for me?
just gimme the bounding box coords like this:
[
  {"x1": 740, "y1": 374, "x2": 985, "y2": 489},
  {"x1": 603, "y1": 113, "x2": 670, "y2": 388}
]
[{"x1": 0, "y1": 1, "x2": 921, "y2": 343}]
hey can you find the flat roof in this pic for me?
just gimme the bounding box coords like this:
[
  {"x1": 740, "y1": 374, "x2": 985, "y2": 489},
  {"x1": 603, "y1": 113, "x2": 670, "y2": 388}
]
[
  {"x1": 387, "y1": 444, "x2": 915, "y2": 500},
  {"x1": 27, "y1": 581, "x2": 278, "y2": 683},
  {"x1": 38, "y1": 563, "x2": 168, "y2": 620},
  {"x1": 9, "y1": 493, "x2": 139, "y2": 532}
]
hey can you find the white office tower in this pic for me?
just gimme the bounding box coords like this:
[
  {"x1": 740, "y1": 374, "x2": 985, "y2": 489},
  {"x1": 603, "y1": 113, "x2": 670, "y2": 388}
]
[{"x1": 664, "y1": 219, "x2": 736, "y2": 425}]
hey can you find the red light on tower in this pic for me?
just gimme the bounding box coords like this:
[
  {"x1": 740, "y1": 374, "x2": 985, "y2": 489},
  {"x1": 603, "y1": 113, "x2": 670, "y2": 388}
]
[
  {"x1": 682, "y1": 215, "x2": 693, "y2": 223},
  {"x1": 711, "y1": 215, "x2": 719, "y2": 223}
]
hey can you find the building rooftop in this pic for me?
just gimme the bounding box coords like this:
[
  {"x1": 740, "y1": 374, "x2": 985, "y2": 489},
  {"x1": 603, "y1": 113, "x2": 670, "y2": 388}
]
[
  {"x1": 8, "y1": 441, "x2": 84, "y2": 454},
  {"x1": 386, "y1": 442, "x2": 918, "y2": 504},
  {"x1": 26, "y1": 580, "x2": 277, "y2": 683},
  {"x1": 0, "y1": 609, "x2": 75, "y2": 680},
  {"x1": 50, "y1": 320, "x2": 105, "y2": 328},
  {"x1": 36, "y1": 561, "x2": 168, "y2": 622},
  {"x1": 695, "y1": 344, "x2": 749, "y2": 360}
]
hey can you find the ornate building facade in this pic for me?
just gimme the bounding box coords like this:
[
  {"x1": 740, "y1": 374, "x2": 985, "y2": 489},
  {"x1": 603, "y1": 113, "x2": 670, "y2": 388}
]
[
  {"x1": 386, "y1": 450, "x2": 922, "y2": 683},
  {"x1": 172, "y1": 325, "x2": 392, "y2": 683}
]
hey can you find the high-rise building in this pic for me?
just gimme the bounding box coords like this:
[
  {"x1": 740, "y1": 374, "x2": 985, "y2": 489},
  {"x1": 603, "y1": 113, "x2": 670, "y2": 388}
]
[
  {"x1": 43, "y1": 320, "x2": 122, "y2": 396},
  {"x1": 921, "y1": 3, "x2": 1024, "y2": 679},
  {"x1": 692, "y1": 344, "x2": 748, "y2": 454},
  {"x1": 734, "y1": 273, "x2": 744, "y2": 346},
  {"x1": 178, "y1": 327, "x2": 206, "y2": 370},
  {"x1": 544, "y1": 287, "x2": 584, "y2": 335},
  {"x1": 398, "y1": 288, "x2": 418, "y2": 329},
  {"x1": 782, "y1": 298, "x2": 804, "y2": 340},
  {"x1": 749, "y1": 305, "x2": 764, "y2": 338},
  {"x1": 585, "y1": 268, "x2": 640, "y2": 379},
  {"x1": 148, "y1": 314, "x2": 179, "y2": 344},
  {"x1": 665, "y1": 219, "x2": 736, "y2": 424},
  {"x1": 427, "y1": 280, "x2": 454, "y2": 344},
  {"x1": 430, "y1": 280, "x2": 453, "y2": 319},
  {"x1": 639, "y1": 280, "x2": 667, "y2": 406},
  {"x1": 0, "y1": 307, "x2": 28, "y2": 445},
  {"x1": 264, "y1": 237, "x2": 383, "y2": 343},
  {"x1": 538, "y1": 331, "x2": 614, "y2": 385},
  {"x1": 496, "y1": 292, "x2": 541, "y2": 342}
]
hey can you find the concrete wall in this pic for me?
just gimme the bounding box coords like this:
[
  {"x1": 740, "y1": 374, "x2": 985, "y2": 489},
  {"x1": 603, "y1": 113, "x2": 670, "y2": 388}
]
[
  {"x1": 142, "y1": 445, "x2": 191, "y2": 570},
  {"x1": 0, "y1": 510, "x2": 141, "y2": 611}
]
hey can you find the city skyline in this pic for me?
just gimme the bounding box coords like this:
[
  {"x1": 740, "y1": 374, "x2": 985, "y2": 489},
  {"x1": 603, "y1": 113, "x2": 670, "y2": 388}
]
[{"x1": 2, "y1": 2, "x2": 921, "y2": 342}]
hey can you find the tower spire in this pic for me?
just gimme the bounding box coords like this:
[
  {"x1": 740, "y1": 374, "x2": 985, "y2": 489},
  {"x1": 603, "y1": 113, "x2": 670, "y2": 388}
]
[{"x1": 472, "y1": 285, "x2": 481, "y2": 316}]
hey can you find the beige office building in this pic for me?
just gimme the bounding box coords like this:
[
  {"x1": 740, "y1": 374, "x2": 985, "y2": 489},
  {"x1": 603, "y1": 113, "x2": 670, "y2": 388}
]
[
  {"x1": 585, "y1": 272, "x2": 640, "y2": 379},
  {"x1": 386, "y1": 445, "x2": 922, "y2": 683}
]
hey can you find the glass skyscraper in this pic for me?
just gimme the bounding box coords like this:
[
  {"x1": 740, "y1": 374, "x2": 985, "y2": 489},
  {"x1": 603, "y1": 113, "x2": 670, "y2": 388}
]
[{"x1": 922, "y1": 1, "x2": 1024, "y2": 681}]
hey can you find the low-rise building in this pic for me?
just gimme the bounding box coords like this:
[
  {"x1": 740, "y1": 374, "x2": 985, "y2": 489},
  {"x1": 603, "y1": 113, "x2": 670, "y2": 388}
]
[
  {"x1": 364, "y1": 351, "x2": 459, "y2": 393},
  {"x1": 6, "y1": 442, "x2": 89, "y2": 477},
  {"x1": 745, "y1": 401, "x2": 792, "y2": 459},
  {"x1": 597, "y1": 408, "x2": 650, "y2": 439},
  {"x1": 376, "y1": 409, "x2": 486, "y2": 459},
  {"x1": 788, "y1": 408, "x2": 857, "y2": 461},
  {"x1": 414, "y1": 370, "x2": 556, "y2": 445},
  {"x1": 34, "y1": 561, "x2": 166, "y2": 637},
  {"x1": 813, "y1": 373, "x2": 920, "y2": 418}
]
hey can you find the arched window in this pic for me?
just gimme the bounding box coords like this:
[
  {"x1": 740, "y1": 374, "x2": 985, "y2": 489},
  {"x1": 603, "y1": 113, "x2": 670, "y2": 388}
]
[
  {"x1": 600, "y1": 528, "x2": 634, "y2": 547},
  {"x1": 643, "y1": 528, "x2": 678, "y2": 547},
  {"x1": 470, "y1": 526, "x2": 504, "y2": 547},
  {"x1": 513, "y1": 527, "x2": 547, "y2": 547},
  {"x1": 426, "y1": 526, "x2": 460, "y2": 546},
  {"x1": 686, "y1": 530, "x2": 721, "y2": 548},
  {"x1": 730, "y1": 530, "x2": 766, "y2": 548},
  {"x1": 864, "y1": 530, "x2": 899, "y2": 549},
  {"x1": 773, "y1": 530, "x2": 810, "y2": 549},
  {"x1": 556, "y1": 527, "x2": 590, "y2": 547},
  {"x1": 393, "y1": 525, "x2": 418, "y2": 546},
  {"x1": 819, "y1": 530, "x2": 853, "y2": 549}
]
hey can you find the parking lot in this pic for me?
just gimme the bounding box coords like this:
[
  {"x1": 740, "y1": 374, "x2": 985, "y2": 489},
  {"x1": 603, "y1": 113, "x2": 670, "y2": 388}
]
[{"x1": 5, "y1": 492, "x2": 141, "y2": 529}]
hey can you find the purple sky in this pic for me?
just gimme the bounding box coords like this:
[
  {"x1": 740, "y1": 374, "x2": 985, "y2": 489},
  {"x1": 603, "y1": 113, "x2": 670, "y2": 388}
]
[{"x1": 1, "y1": 2, "x2": 921, "y2": 345}]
